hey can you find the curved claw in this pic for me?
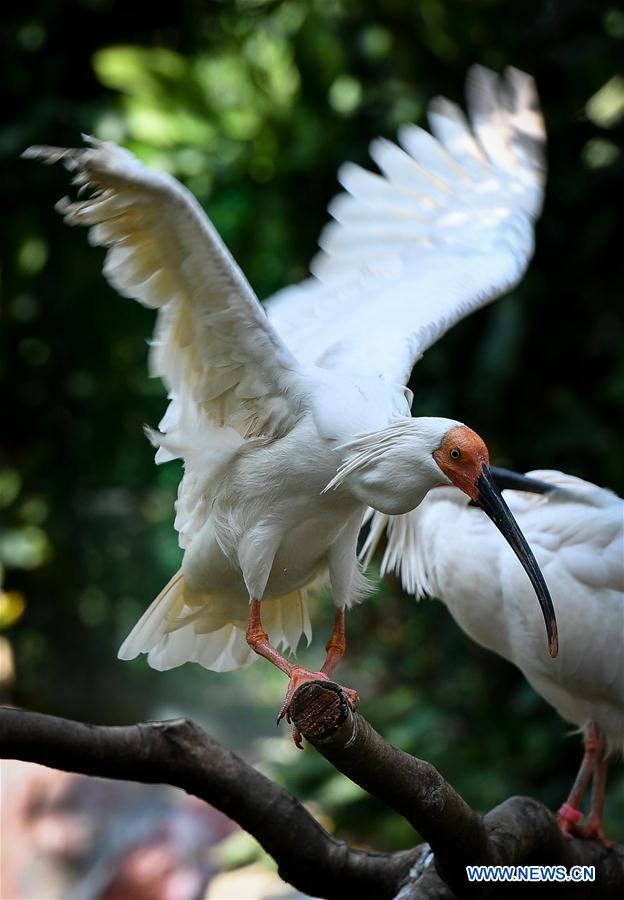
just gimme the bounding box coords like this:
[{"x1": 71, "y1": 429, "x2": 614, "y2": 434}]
[
  {"x1": 276, "y1": 668, "x2": 331, "y2": 726},
  {"x1": 579, "y1": 817, "x2": 614, "y2": 849},
  {"x1": 557, "y1": 805, "x2": 614, "y2": 849},
  {"x1": 276, "y1": 667, "x2": 359, "y2": 746},
  {"x1": 558, "y1": 814, "x2": 583, "y2": 842},
  {"x1": 292, "y1": 725, "x2": 304, "y2": 750}
]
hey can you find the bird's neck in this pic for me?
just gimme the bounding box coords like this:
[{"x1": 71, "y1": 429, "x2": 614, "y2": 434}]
[{"x1": 326, "y1": 417, "x2": 457, "y2": 516}]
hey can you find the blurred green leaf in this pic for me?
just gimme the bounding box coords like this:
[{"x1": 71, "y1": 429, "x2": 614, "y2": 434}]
[
  {"x1": 0, "y1": 527, "x2": 51, "y2": 570},
  {"x1": 0, "y1": 592, "x2": 26, "y2": 629}
]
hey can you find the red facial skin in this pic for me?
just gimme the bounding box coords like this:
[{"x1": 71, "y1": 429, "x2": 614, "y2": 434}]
[{"x1": 433, "y1": 426, "x2": 491, "y2": 501}]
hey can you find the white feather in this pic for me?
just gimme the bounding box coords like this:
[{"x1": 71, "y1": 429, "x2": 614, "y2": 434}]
[
  {"x1": 266, "y1": 66, "x2": 545, "y2": 385},
  {"x1": 119, "y1": 571, "x2": 312, "y2": 673},
  {"x1": 23, "y1": 137, "x2": 308, "y2": 445}
]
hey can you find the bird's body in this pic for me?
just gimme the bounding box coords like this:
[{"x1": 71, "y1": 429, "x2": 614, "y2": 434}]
[
  {"x1": 24, "y1": 66, "x2": 558, "y2": 720},
  {"x1": 127, "y1": 382, "x2": 454, "y2": 672},
  {"x1": 363, "y1": 470, "x2": 624, "y2": 838},
  {"x1": 365, "y1": 471, "x2": 624, "y2": 747}
]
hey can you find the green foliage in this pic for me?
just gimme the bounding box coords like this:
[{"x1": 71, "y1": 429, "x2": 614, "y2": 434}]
[{"x1": 1, "y1": 0, "x2": 622, "y2": 848}]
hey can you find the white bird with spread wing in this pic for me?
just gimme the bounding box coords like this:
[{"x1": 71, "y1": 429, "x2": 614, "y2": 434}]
[
  {"x1": 24, "y1": 66, "x2": 557, "y2": 737},
  {"x1": 362, "y1": 469, "x2": 623, "y2": 845}
]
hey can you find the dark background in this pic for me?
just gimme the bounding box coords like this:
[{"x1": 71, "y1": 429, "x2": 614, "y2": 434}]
[{"x1": 2, "y1": 0, "x2": 622, "y2": 855}]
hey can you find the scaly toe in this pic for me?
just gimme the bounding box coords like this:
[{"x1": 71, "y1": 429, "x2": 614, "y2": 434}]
[
  {"x1": 277, "y1": 668, "x2": 330, "y2": 726},
  {"x1": 276, "y1": 668, "x2": 359, "y2": 739},
  {"x1": 557, "y1": 802, "x2": 584, "y2": 840},
  {"x1": 579, "y1": 819, "x2": 614, "y2": 849},
  {"x1": 558, "y1": 818, "x2": 581, "y2": 841},
  {"x1": 342, "y1": 686, "x2": 359, "y2": 710}
]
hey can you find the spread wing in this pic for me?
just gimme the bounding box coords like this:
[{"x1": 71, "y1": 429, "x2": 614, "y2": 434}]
[
  {"x1": 23, "y1": 138, "x2": 307, "y2": 445},
  {"x1": 266, "y1": 66, "x2": 546, "y2": 385}
]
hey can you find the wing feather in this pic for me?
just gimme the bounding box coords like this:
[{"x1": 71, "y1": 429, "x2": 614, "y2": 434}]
[
  {"x1": 23, "y1": 137, "x2": 306, "y2": 441},
  {"x1": 266, "y1": 66, "x2": 546, "y2": 385},
  {"x1": 24, "y1": 137, "x2": 309, "y2": 547}
]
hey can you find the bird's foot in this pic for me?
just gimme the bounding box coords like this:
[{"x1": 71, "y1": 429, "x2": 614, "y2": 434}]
[
  {"x1": 578, "y1": 815, "x2": 614, "y2": 849},
  {"x1": 557, "y1": 802, "x2": 584, "y2": 840},
  {"x1": 557, "y1": 804, "x2": 613, "y2": 849},
  {"x1": 276, "y1": 666, "x2": 359, "y2": 748}
]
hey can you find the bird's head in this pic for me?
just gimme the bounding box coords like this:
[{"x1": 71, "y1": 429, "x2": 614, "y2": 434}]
[
  {"x1": 432, "y1": 423, "x2": 558, "y2": 658},
  {"x1": 327, "y1": 416, "x2": 557, "y2": 657},
  {"x1": 432, "y1": 424, "x2": 491, "y2": 500}
]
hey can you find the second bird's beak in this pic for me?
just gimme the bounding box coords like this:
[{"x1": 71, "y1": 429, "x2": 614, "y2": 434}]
[{"x1": 474, "y1": 464, "x2": 559, "y2": 658}]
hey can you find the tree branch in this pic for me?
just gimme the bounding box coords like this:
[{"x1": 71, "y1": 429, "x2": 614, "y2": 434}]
[
  {"x1": 2, "y1": 692, "x2": 622, "y2": 900},
  {"x1": 289, "y1": 682, "x2": 624, "y2": 898},
  {"x1": 0, "y1": 706, "x2": 415, "y2": 900},
  {"x1": 291, "y1": 681, "x2": 489, "y2": 893}
]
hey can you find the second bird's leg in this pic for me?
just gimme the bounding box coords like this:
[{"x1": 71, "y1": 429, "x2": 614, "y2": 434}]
[
  {"x1": 579, "y1": 727, "x2": 612, "y2": 848},
  {"x1": 557, "y1": 721, "x2": 604, "y2": 841},
  {"x1": 246, "y1": 599, "x2": 358, "y2": 747}
]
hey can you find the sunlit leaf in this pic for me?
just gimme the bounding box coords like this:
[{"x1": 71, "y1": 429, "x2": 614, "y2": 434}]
[
  {"x1": 93, "y1": 45, "x2": 187, "y2": 99},
  {"x1": 329, "y1": 75, "x2": 362, "y2": 115},
  {"x1": 244, "y1": 29, "x2": 300, "y2": 106},
  {"x1": 582, "y1": 137, "x2": 620, "y2": 169},
  {"x1": 17, "y1": 235, "x2": 48, "y2": 275},
  {"x1": 18, "y1": 497, "x2": 48, "y2": 526},
  {"x1": 0, "y1": 591, "x2": 26, "y2": 629},
  {"x1": 586, "y1": 75, "x2": 624, "y2": 128},
  {"x1": 0, "y1": 526, "x2": 51, "y2": 569},
  {"x1": 0, "y1": 470, "x2": 22, "y2": 508}
]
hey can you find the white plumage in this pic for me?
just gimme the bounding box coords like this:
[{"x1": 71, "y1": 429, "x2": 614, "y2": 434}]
[
  {"x1": 363, "y1": 471, "x2": 623, "y2": 838},
  {"x1": 24, "y1": 67, "x2": 555, "y2": 716},
  {"x1": 266, "y1": 66, "x2": 544, "y2": 384}
]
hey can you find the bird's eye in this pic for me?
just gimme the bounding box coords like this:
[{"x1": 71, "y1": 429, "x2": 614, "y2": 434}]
[{"x1": 450, "y1": 448, "x2": 461, "y2": 460}]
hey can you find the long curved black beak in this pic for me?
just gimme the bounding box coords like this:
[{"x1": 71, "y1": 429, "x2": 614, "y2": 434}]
[{"x1": 475, "y1": 464, "x2": 558, "y2": 658}]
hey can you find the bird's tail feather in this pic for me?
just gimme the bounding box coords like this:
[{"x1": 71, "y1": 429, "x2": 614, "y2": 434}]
[{"x1": 118, "y1": 571, "x2": 312, "y2": 673}]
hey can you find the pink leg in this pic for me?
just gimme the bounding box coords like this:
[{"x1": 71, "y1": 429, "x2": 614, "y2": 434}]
[
  {"x1": 579, "y1": 728, "x2": 613, "y2": 848},
  {"x1": 557, "y1": 722, "x2": 600, "y2": 838},
  {"x1": 557, "y1": 721, "x2": 612, "y2": 846},
  {"x1": 246, "y1": 600, "x2": 358, "y2": 748},
  {"x1": 321, "y1": 607, "x2": 347, "y2": 677},
  {"x1": 246, "y1": 598, "x2": 296, "y2": 677}
]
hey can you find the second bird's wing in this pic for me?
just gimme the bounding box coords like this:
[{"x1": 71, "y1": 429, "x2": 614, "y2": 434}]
[
  {"x1": 360, "y1": 471, "x2": 624, "y2": 600},
  {"x1": 266, "y1": 66, "x2": 545, "y2": 386},
  {"x1": 24, "y1": 138, "x2": 307, "y2": 444}
]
